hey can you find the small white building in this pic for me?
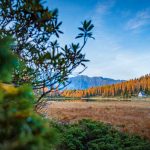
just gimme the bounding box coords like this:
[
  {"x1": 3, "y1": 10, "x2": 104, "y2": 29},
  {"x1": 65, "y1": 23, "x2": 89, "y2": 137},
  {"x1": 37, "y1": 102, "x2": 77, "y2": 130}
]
[{"x1": 138, "y1": 91, "x2": 146, "y2": 98}]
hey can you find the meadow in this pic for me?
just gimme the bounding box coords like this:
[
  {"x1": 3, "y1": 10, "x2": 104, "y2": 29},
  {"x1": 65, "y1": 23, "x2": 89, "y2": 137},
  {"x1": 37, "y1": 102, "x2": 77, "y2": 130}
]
[{"x1": 39, "y1": 100, "x2": 150, "y2": 140}]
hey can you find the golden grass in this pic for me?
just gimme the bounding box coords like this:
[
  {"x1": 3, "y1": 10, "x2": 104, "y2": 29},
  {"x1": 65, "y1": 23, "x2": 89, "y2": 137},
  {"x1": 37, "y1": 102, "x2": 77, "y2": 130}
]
[{"x1": 39, "y1": 101, "x2": 150, "y2": 140}]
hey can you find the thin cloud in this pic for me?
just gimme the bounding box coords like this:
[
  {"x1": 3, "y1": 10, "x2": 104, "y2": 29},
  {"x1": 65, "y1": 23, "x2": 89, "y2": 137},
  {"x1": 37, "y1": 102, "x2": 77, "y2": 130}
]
[
  {"x1": 126, "y1": 9, "x2": 150, "y2": 30},
  {"x1": 96, "y1": 0, "x2": 115, "y2": 16},
  {"x1": 82, "y1": 46, "x2": 150, "y2": 80},
  {"x1": 91, "y1": 0, "x2": 116, "y2": 32}
]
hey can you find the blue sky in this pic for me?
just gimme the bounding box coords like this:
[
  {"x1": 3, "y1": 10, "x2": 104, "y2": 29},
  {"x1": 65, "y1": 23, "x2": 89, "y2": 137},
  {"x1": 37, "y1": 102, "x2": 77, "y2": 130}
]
[{"x1": 47, "y1": 0, "x2": 150, "y2": 80}]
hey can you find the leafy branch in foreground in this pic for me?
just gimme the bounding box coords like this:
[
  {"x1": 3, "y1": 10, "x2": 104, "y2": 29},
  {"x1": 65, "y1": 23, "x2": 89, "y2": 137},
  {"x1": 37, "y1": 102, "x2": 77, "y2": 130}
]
[{"x1": 0, "y1": 0, "x2": 94, "y2": 103}]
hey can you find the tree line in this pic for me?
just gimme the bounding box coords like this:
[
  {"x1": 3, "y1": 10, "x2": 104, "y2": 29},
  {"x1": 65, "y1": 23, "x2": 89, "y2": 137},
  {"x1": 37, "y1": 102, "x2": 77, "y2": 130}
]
[{"x1": 61, "y1": 74, "x2": 150, "y2": 98}]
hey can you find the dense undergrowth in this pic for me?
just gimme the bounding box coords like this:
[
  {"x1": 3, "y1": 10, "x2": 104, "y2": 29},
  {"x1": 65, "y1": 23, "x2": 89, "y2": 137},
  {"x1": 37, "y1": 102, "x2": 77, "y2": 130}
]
[{"x1": 53, "y1": 119, "x2": 150, "y2": 150}]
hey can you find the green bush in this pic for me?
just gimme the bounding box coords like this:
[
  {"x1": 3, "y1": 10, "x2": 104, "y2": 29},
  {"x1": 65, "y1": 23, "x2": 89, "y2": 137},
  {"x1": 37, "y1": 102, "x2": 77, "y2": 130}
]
[
  {"x1": 0, "y1": 36, "x2": 59, "y2": 150},
  {"x1": 55, "y1": 119, "x2": 150, "y2": 150}
]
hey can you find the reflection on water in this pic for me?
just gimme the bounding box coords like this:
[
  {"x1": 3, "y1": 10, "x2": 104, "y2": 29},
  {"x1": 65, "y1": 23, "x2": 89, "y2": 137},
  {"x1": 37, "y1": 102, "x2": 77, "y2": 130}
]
[
  {"x1": 47, "y1": 98, "x2": 133, "y2": 102},
  {"x1": 84, "y1": 99, "x2": 132, "y2": 102},
  {"x1": 46, "y1": 96, "x2": 150, "y2": 102}
]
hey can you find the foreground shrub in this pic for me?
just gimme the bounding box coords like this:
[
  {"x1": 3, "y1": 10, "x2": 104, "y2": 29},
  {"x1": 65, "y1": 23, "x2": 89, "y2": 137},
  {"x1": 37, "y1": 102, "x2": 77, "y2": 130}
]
[
  {"x1": 0, "y1": 36, "x2": 59, "y2": 150},
  {"x1": 55, "y1": 119, "x2": 150, "y2": 150}
]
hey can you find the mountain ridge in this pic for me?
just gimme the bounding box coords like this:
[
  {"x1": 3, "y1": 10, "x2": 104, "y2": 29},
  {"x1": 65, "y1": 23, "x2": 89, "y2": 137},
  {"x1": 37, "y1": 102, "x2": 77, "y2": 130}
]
[{"x1": 66, "y1": 75, "x2": 125, "y2": 90}]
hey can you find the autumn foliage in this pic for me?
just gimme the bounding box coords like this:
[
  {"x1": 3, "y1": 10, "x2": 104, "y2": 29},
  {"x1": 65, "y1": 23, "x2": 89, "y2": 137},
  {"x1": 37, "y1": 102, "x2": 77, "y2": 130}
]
[{"x1": 61, "y1": 74, "x2": 150, "y2": 98}]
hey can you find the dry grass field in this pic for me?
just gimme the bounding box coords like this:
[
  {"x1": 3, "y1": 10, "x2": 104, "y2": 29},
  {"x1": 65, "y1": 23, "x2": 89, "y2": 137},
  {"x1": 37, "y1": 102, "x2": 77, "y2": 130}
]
[{"x1": 39, "y1": 101, "x2": 150, "y2": 140}]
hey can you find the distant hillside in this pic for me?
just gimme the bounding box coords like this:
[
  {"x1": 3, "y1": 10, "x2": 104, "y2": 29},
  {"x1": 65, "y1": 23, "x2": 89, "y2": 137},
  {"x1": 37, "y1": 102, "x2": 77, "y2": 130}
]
[
  {"x1": 66, "y1": 75, "x2": 124, "y2": 90},
  {"x1": 62, "y1": 74, "x2": 150, "y2": 98}
]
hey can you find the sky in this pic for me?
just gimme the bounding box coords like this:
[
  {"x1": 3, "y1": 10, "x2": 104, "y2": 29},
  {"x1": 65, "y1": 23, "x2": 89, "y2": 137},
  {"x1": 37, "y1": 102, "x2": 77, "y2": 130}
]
[{"x1": 47, "y1": 0, "x2": 150, "y2": 80}]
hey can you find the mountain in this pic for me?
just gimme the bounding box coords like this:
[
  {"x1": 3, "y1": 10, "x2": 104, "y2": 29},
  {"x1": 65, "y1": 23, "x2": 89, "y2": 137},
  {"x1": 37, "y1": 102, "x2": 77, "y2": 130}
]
[{"x1": 66, "y1": 75, "x2": 125, "y2": 90}]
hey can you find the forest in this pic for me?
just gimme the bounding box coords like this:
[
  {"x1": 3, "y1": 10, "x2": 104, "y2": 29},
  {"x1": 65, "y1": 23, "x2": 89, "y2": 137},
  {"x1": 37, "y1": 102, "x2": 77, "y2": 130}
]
[{"x1": 61, "y1": 74, "x2": 150, "y2": 98}]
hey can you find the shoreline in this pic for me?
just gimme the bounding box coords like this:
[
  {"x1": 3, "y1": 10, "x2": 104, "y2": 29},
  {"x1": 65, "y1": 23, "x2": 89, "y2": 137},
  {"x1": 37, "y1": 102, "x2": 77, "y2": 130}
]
[{"x1": 44, "y1": 96, "x2": 150, "y2": 102}]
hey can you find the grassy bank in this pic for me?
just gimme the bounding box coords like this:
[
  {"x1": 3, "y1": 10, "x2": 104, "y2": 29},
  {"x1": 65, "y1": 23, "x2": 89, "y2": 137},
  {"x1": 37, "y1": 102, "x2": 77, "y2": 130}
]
[{"x1": 39, "y1": 101, "x2": 150, "y2": 140}]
